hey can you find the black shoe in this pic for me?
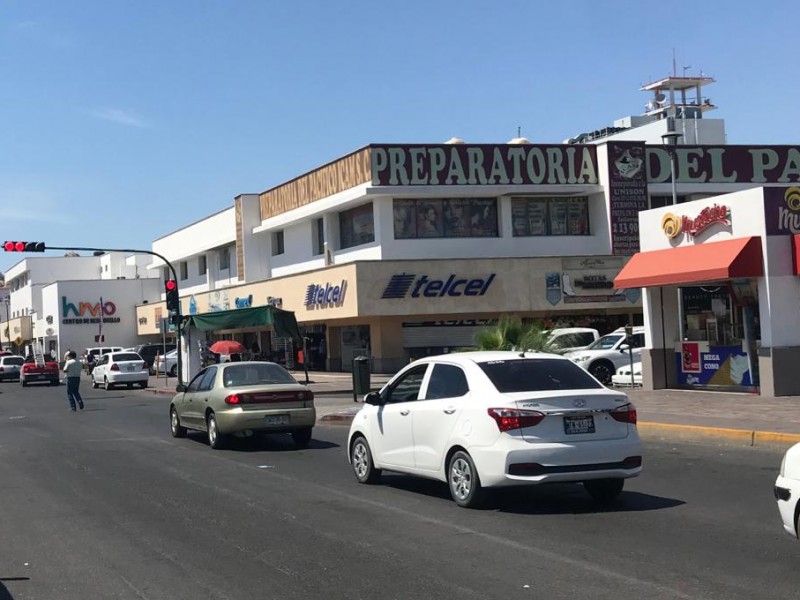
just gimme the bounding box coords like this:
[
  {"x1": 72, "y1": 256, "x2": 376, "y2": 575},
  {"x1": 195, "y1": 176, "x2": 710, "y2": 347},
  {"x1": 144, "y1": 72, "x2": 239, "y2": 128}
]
[
  {"x1": 78, "y1": 403, "x2": 84, "y2": 410},
  {"x1": 69, "y1": 407, "x2": 76, "y2": 412}
]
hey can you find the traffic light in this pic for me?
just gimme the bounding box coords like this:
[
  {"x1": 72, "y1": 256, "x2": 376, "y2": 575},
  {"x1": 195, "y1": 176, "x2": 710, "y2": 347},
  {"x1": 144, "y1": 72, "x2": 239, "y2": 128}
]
[
  {"x1": 165, "y1": 280, "x2": 180, "y2": 312},
  {"x1": 3, "y1": 241, "x2": 46, "y2": 252}
]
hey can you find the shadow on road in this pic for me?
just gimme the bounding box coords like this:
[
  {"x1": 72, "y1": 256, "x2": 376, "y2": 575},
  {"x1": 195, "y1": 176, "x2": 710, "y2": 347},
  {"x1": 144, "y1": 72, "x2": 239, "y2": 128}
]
[
  {"x1": 0, "y1": 577, "x2": 30, "y2": 600},
  {"x1": 378, "y1": 474, "x2": 684, "y2": 514},
  {"x1": 183, "y1": 432, "x2": 340, "y2": 452}
]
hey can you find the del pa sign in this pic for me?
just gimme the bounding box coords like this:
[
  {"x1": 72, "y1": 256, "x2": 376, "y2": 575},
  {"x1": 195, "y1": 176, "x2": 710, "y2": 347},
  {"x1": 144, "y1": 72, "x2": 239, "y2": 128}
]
[{"x1": 381, "y1": 273, "x2": 496, "y2": 299}]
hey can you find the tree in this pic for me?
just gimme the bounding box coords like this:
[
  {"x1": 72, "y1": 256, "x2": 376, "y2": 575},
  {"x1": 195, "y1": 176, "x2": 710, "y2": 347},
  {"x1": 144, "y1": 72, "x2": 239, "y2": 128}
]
[{"x1": 473, "y1": 316, "x2": 556, "y2": 353}]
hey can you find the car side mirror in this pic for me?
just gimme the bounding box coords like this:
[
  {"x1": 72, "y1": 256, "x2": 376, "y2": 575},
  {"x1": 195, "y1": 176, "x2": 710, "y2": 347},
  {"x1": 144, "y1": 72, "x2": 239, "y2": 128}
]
[
  {"x1": 364, "y1": 391, "x2": 383, "y2": 406},
  {"x1": 619, "y1": 344, "x2": 630, "y2": 353},
  {"x1": 176, "y1": 384, "x2": 187, "y2": 393}
]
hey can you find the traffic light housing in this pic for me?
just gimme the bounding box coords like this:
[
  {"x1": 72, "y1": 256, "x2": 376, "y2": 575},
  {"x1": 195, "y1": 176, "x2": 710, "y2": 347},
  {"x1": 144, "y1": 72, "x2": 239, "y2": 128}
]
[
  {"x1": 165, "y1": 280, "x2": 179, "y2": 312},
  {"x1": 3, "y1": 241, "x2": 46, "y2": 252}
]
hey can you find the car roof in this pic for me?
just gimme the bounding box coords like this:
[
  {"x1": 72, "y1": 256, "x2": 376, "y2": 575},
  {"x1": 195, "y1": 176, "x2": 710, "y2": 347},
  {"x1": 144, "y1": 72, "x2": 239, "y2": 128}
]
[
  {"x1": 548, "y1": 327, "x2": 598, "y2": 334},
  {"x1": 412, "y1": 351, "x2": 568, "y2": 366}
]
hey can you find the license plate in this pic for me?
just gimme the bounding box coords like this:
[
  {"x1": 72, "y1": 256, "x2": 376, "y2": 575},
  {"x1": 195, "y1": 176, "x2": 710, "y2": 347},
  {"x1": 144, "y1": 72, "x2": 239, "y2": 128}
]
[
  {"x1": 34, "y1": 375, "x2": 45, "y2": 380},
  {"x1": 564, "y1": 415, "x2": 595, "y2": 435},
  {"x1": 127, "y1": 365, "x2": 136, "y2": 372},
  {"x1": 265, "y1": 415, "x2": 289, "y2": 425}
]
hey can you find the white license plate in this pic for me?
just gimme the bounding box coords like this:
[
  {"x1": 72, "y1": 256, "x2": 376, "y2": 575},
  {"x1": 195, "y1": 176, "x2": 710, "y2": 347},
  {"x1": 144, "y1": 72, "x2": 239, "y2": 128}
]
[
  {"x1": 33, "y1": 374, "x2": 45, "y2": 380},
  {"x1": 265, "y1": 415, "x2": 289, "y2": 425},
  {"x1": 564, "y1": 416, "x2": 595, "y2": 435}
]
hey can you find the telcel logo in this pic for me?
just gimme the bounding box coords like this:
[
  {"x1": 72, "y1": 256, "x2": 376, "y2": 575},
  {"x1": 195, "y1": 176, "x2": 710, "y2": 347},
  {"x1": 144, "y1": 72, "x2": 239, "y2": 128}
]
[
  {"x1": 382, "y1": 273, "x2": 496, "y2": 299},
  {"x1": 305, "y1": 280, "x2": 347, "y2": 308}
]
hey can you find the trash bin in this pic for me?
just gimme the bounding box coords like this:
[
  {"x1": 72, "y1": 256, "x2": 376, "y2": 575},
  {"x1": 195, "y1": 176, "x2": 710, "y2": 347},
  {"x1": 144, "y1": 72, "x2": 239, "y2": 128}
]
[{"x1": 352, "y1": 356, "x2": 371, "y2": 402}]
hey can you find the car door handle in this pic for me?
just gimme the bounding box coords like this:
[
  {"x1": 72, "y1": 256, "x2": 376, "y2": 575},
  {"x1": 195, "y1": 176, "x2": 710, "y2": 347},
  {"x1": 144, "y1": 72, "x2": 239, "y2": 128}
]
[
  {"x1": 400, "y1": 409, "x2": 410, "y2": 416},
  {"x1": 443, "y1": 408, "x2": 456, "y2": 415}
]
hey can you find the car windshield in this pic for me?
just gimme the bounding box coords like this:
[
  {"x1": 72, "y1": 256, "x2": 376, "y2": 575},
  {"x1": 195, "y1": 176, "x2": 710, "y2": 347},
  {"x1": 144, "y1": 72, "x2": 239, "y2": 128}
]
[
  {"x1": 478, "y1": 358, "x2": 603, "y2": 392},
  {"x1": 586, "y1": 334, "x2": 624, "y2": 350},
  {"x1": 222, "y1": 363, "x2": 297, "y2": 387},
  {"x1": 112, "y1": 353, "x2": 142, "y2": 362}
]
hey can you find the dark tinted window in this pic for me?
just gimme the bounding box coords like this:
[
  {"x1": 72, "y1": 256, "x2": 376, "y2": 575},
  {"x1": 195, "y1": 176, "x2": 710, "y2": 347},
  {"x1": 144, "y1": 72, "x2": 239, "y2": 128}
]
[
  {"x1": 187, "y1": 369, "x2": 207, "y2": 393},
  {"x1": 383, "y1": 365, "x2": 428, "y2": 403},
  {"x1": 199, "y1": 367, "x2": 217, "y2": 391},
  {"x1": 424, "y1": 364, "x2": 469, "y2": 400},
  {"x1": 222, "y1": 363, "x2": 297, "y2": 388},
  {"x1": 4, "y1": 357, "x2": 23, "y2": 366},
  {"x1": 478, "y1": 358, "x2": 603, "y2": 392},
  {"x1": 112, "y1": 353, "x2": 142, "y2": 362}
]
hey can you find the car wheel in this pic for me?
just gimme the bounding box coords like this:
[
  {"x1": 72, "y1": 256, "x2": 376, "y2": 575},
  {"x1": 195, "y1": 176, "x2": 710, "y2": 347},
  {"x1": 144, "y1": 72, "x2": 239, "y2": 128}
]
[
  {"x1": 291, "y1": 428, "x2": 313, "y2": 449},
  {"x1": 170, "y1": 407, "x2": 187, "y2": 438},
  {"x1": 21, "y1": 380, "x2": 27, "y2": 388},
  {"x1": 126, "y1": 383, "x2": 133, "y2": 389},
  {"x1": 351, "y1": 436, "x2": 381, "y2": 484},
  {"x1": 169, "y1": 365, "x2": 177, "y2": 378},
  {"x1": 584, "y1": 478, "x2": 625, "y2": 503},
  {"x1": 448, "y1": 450, "x2": 486, "y2": 509},
  {"x1": 589, "y1": 360, "x2": 615, "y2": 385},
  {"x1": 91, "y1": 376, "x2": 98, "y2": 389},
  {"x1": 104, "y1": 377, "x2": 112, "y2": 391},
  {"x1": 140, "y1": 381, "x2": 148, "y2": 389},
  {"x1": 207, "y1": 413, "x2": 226, "y2": 449}
]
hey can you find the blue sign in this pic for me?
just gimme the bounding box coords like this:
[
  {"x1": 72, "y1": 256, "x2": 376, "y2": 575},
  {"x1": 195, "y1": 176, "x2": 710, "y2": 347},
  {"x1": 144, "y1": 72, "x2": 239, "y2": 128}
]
[
  {"x1": 235, "y1": 295, "x2": 253, "y2": 309},
  {"x1": 381, "y1": 273, "x2": 496, "y2": 299},
  {"x1": 675, "y1": 345, "x2": 755, "y2": 388},
  {"x1": 305, "y1": 280, "x2": 346, "y2": 308}
]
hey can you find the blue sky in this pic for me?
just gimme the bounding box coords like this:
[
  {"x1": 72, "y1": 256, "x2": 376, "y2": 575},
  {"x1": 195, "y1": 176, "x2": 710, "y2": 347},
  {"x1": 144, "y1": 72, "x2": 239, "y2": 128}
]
[{"x1": 2, "y1": 0, "x2": 799, "y2": 275}]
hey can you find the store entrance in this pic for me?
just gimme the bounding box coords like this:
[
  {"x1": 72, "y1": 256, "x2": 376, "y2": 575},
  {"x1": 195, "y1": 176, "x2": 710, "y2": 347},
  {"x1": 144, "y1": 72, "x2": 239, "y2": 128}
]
[{"x1": 676, "y1": 280, "x2": 760, "y2": 391}]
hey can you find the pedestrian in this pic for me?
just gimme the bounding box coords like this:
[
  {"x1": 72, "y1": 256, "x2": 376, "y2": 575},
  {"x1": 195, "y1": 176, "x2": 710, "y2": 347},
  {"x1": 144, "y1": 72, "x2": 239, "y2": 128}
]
[{"x1": 63, "y1": 350, "x2": 84, "y2": 411}]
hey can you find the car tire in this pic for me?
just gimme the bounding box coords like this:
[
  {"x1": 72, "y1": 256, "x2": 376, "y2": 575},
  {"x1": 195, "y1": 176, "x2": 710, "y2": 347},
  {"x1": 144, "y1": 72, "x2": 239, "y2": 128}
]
[
  {"x1": 140, "y1": 381, "x2": 148, "y2": 389},
  {"x1": 583, "y1": 478, "x2": 625, "y2": 503},
  {"x1": 291, "y1": 428, "x2": 313, "y2": 449},
  {"x1": 104, "y1": 377, "x2": 112, "y2": 391},
  {"x1": 448, "y1": 450, "x2": 486, "y2": 509},
  {"x1": 91, "y1": 376, "x2": 98, "y2": 389},
  {"x1": 21, "y1": 380, "x2": 27, "y2": 388},
  {"x1": 126, "y1": 383, "x2": 133, "y2": 389},
  {"x1": 207, "y1": 413, "x2": 226, "y2": 449},
  {"x1": 169, "y1": 365, "x2": 177, "y2": 378},
  {"x1": 351, "y1": 436, "x2": 381, "y2": 484},
  {"x1": 170, "y1": 407, "x2": 187, "y2": 438},
  {"x1": 589, "y1": 360, "x2": 615, "y2": 385}
]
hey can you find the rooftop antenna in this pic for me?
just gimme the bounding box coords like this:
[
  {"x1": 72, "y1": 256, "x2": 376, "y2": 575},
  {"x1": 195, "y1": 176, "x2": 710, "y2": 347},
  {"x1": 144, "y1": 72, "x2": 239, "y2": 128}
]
[
  {"x1": 517, "y1": 126, "x2": 521, "y2": 138},
  {"x1": 672, "y1": 48, "x2": 677, "y2": 76},
  {"x1": 683, "y1": 65, "x2": 691, "y2": 76}
]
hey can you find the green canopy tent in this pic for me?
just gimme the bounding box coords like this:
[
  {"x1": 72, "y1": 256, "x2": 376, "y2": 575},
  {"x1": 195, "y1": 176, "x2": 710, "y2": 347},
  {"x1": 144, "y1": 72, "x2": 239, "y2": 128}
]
[{"x1": 182, "y1": 305, "x2": 301, "y2": 340}]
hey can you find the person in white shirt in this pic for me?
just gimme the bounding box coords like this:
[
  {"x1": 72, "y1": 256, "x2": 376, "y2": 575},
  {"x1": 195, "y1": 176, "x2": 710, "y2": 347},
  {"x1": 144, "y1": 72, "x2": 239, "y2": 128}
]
[{"x1": 63, "y1": 351, "x2": 84, "y2": 411}]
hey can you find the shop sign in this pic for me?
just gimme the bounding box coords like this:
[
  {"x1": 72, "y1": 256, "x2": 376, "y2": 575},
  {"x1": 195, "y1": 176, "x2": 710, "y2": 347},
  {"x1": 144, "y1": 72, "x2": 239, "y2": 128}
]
[
  {"x1": 235, "y1": 295, "x2": 253, "y2": 309},
  {"x1": 61, "y1": 296, "x2": 121, "y2": 324},
  {"x1": 208, "y1": 290, "x2": 230, "y2": 312},
  {"x1": 764, "y1": 186, "x2": 800, "y2": 235},
  {"x1": 646, "y1": 146, "x2": 800, "y2": 184},
  {"x1": 661, "y1": 204, "x2": 730, "y2": 239},
  {"x1": 381, "y1": 273, "x2": 495, "y2": 299},
  {"x1": 676, "y1": 344, "x2": 754, "y2": 387},
  {"x1": 403, "y1": 319, "x2": 493, "y2": 327},
  {"x1": 305, "y1": 281, "x2": 347, "y2": 308},
  {"x1": 607, "y1": 141, "x2": 649, "y2": 256},
  {"x1": 371, "y1": 144, "x2": 599, "y2": 186},
  {"x1": 545, "y1": 271, "x2": 638, "y2": 306}
]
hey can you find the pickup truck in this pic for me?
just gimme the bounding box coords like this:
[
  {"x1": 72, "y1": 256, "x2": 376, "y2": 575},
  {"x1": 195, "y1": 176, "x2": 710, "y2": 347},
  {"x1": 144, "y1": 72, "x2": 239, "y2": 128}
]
[{"x1": 20, "y1": 354, "x2": 60, "y2": 387}]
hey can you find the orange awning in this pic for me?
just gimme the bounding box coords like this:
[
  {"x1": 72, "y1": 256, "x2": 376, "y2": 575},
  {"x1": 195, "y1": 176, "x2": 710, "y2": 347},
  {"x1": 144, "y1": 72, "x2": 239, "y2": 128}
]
[
  {"x1": 793, "y1": 235, "x2": 800, "y2": 275},
  {"x1": 614, "y1": 237, "x2": 763, "y2": 289}
]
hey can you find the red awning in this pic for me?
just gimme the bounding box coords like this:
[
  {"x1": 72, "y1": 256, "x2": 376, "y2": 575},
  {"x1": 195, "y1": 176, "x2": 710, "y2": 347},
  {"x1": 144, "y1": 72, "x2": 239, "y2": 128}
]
[
  {"x1": 614, "y1": 237, "x2": 763, "y2": 289},
  {"x1": 793, "y1": 235, "x2": 800, "y2": 276}
]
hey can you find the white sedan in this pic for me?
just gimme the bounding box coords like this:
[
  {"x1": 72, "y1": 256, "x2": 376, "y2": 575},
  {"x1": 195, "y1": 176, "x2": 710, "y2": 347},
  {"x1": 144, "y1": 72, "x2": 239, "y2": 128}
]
[
  {"x1": 155, "y1": 349, "x2": 179, "y2": 377},
  {"x1": 347, "y1": 351, "x2": 642, "y2": 508},
  {"x1": 611, "y1": 361, "x2": 643, "y2": 387},
  {"x1": 91, "y1": 351, "x2": 149, "y2": 390},
  {"x1": 775, "y1": 443, "x2": 800, "y2": 538}
]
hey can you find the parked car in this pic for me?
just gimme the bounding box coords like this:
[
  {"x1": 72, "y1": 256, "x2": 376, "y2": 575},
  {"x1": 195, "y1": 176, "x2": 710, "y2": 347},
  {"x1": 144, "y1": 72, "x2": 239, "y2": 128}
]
[
  {"x1": 545, "y1": 327, "x2": 600, "y2": 353},
  {"x1": 347, "y1": 351, "x2": 642, "y2": 508},
  {"x1": 775, "y1": 443, "x2": 800, "y2": 539},
  {"x1": 91, "y1": 351, "x2": 149, "y2": 390},
  {"x1": 564, "y1": 327, "x2": 646, "y2": 384},
  {"x1": 155, "y1": 349, "x2": 179, "y2": 377},
  {"x1": 20, "y1": 354, "x2": 60, "y2": 387},
  {"x1": 82, "y1": 346, "x2": 124, "y2": 374},
  {"x1": 611, "y1": 361, "x2": 643, "y2": 387},
  {"x1": 169, "y1": 361, "x2": 315, "y2": 450},
  {"x1": 133, "y1": 343, "x2": 176, "y2": 374},
  {"x1": 0, "y1": 355, "x2": 24, "y2": 382}
]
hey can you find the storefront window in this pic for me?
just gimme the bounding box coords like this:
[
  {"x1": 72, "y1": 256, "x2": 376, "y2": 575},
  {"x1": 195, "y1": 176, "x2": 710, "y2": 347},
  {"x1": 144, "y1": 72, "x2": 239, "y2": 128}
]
[
  {"x1": 392, "y1": 198, "x2": 499, "y2": 239},
  {"x1": 511, "y1": 197, "x2": 590, "y2": 237},
  {"x1": 340, "y1": 203, "x2": 375, "y2": 249}
]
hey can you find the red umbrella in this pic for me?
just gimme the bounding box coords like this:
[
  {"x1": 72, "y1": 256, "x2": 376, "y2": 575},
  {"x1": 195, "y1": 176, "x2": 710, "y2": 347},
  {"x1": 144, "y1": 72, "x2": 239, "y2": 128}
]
[{"x1": 209, "y1": 340, "x2": 246, "y2": 355}]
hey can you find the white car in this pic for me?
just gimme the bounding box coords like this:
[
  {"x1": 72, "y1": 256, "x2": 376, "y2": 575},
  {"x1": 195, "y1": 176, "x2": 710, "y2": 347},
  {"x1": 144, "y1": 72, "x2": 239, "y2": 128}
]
[
  {"x1": 0, "y1": 355, "x2": 24, "y2": 382},
  {"x1": 155, "y1": 349, "x2": 179, "y2": 377},
  {"x1": 545, "y1": 327, "x2": 600, "y2": 354},
  {"x1": 775, "y1": 443, "x2": 800, "y2": 538},
  {"x1": 564, "y1": 327, "x2": 646, "y2": 385},
  {"x1": 91, "y1": 351, "x2": 149, "y2": 390},
  {"x1": 611, "y1": 361, "x2": 643, "y2": 387},
  {"x1": 347, "y1": 351, "x2": 642, "y2": 508}
]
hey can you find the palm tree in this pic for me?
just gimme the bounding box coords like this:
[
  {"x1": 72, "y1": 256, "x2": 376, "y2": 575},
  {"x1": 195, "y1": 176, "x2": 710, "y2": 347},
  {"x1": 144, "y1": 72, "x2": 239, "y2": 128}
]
[{"x1": 473, "y1": 316, "x2": 556, "y2": 353}]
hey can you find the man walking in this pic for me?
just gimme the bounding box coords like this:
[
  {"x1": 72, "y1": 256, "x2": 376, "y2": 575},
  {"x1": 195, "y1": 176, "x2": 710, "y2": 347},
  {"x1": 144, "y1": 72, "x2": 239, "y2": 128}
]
[{"x1": 63, "y1": 350, "x2": 84, "y2": 411}]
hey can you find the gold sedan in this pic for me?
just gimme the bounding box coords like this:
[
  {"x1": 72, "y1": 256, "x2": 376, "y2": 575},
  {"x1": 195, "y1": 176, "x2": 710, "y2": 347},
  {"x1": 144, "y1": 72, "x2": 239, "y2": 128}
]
[{"x1": 169, "y1": 361, "x2": 315, "y2": 449}]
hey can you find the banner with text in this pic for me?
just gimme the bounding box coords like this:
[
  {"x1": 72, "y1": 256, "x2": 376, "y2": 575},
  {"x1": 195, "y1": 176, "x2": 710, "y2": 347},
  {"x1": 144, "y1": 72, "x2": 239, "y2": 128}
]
[{"x1": 607, "y1": 141, "x2": 649, "y2": 256}]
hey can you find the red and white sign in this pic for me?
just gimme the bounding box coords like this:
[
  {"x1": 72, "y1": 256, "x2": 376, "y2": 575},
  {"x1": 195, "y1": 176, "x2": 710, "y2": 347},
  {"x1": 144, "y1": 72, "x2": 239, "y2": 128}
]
[{"x1": 662, "y1": 204, "x2": 731, "y2": 239}]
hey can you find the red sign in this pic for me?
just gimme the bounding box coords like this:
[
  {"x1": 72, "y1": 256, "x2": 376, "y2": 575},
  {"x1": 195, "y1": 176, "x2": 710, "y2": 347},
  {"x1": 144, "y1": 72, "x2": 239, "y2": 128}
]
[
  {"x1": 681, "y1": 204, "x2": 730, "y2": 237},
  {"x1": 681, "y1": 342, "x2": 702, "y2": 373}
]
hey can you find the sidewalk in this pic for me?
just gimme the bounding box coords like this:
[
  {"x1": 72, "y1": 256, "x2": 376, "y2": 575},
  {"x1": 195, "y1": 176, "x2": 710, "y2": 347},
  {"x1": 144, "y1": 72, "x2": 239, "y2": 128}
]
[{"x1": 140, "y1": 370, "x2": 800, "y2": 447}]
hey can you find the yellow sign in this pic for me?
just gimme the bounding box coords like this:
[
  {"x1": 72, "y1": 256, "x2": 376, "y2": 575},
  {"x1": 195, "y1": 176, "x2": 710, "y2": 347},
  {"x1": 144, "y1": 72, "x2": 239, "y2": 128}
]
[
  {"x1": 14, "y1": 336, "x2": 22, "y2": 346},
  {"x1": 661, "y1": 213, "x2": 681, "y2": 239}
]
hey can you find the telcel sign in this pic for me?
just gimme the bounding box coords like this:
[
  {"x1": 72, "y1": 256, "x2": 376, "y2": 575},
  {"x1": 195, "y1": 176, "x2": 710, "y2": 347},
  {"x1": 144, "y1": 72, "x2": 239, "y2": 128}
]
[
  {"x1": 382, "y1": 273, "x2": 496, "y2": 299},
  {"x1": 305, "y1": 280, "x2": 347, "y2": 308}
]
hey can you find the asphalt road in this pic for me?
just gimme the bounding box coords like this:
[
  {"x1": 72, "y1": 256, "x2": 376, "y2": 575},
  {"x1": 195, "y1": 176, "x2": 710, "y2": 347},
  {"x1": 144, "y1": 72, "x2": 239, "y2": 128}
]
[{"x1": 0, "y1": 382, "x2": 798, "y2": 600}]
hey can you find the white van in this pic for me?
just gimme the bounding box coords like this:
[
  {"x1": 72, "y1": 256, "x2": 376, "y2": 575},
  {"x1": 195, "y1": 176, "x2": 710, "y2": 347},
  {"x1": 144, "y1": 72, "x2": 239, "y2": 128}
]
[{"x1": 82, "y1": 346, "x2": 124, "y2": 373}]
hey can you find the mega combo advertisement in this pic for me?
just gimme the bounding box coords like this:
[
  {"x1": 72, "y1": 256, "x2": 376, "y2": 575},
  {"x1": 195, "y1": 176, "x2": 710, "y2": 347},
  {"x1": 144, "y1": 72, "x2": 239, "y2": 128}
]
[{"x1": 676, "y1": 342, "x2": 755, "y2": 388}]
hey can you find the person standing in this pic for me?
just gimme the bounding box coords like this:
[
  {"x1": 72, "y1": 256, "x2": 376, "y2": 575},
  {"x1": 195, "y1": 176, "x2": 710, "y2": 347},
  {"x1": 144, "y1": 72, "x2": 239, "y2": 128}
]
[{"x1": 63, "y1": 350, "x2": 84, "y2": 411}]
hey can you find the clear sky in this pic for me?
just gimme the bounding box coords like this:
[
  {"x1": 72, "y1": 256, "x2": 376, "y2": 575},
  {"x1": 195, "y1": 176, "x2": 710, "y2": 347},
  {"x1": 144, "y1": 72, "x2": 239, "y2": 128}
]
[{"x1": 2, "y1": 0, "x2": 798, "y2": 275}]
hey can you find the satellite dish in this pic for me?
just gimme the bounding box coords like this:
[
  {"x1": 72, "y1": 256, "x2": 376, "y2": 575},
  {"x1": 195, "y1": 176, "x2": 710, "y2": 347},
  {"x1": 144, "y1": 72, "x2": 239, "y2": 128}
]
[{"x1": 655, "y1": 92, "x2": 667, "y2": 104}]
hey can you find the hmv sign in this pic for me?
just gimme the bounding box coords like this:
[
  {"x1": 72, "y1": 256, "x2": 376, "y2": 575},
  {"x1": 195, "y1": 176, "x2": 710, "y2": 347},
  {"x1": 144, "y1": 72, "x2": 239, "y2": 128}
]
[{"x1": 381, "y1": 273, "x2": 496, "y2": 299}]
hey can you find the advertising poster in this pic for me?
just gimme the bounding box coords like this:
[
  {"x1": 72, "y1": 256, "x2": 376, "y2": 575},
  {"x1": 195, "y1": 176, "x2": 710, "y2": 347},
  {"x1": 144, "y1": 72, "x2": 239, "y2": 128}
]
[
  {"x1": 681, "y1": 342, "x2": 702, "y2": 373},
  {"x1": 393, "y1": 200, "x2": 416, "y2": 239},
  {"x1": 675, "y1": 345, "x2": 754, "y2": 387},
  {"x1": 528, "y1": 199, "x2": 548, "y2": 235},
  {"x1": 568, "y1": 198, "x2": 589, "y2": 235},
  {"x1": 549, "y1": 199, "x2": 569, "y2": 235},
  {"x1": 511, "y1": 202, "x2": 528, "y2": 237},
  {"x1": 545, "y1": 272, "x2": 562, "y2": 306},
  {"x1": 416, "y1": 200, "x2": 444, "y2": 237},
  {"x1": 469, "y1": 198, "x2": 498, "y2": 237},
  {"x1": 607, "y1": 141, "x2": 649, "y2": 255},
  {"x1": 443, "y1": 199, "x2": 472, "y2": 237}
]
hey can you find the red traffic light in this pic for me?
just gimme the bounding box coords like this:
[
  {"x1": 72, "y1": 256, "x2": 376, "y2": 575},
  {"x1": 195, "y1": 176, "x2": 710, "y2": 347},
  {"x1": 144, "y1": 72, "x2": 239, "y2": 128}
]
[
  {"x1": 3, "y1": 241, "x2": 45, "y2": 252},
  {"x1": 165, "y1": 280, "x2": 177, "y2": 291}
]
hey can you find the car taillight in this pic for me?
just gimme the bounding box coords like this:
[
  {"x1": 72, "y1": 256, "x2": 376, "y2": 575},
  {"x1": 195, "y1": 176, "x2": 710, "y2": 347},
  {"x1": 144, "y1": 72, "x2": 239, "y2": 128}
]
[
  {"x1": 110, "y1": 364, "x2": 120, "y2": 371},
  {"x1": 225, "y1": 393, "x2": 244, "y2": 405},
  {"x1": 488, "y1": 408, "x2": 545, "y2": 432},
  {"x1": 610, "y1": 403, "x2": 637, "y2": 424}
]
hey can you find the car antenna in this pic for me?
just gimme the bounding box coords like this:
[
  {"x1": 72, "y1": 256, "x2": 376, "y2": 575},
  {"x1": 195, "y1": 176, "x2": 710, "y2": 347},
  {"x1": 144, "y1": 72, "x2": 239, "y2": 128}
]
[{"x1": 519, "y1": 351, "x2": 526, "y2": 358}]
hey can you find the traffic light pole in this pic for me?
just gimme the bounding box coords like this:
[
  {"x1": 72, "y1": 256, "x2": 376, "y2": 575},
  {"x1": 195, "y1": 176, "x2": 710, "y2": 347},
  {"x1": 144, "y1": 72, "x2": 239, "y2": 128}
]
[{"x1": 44, "y1": 245, "x2": 185, "y2": 386}]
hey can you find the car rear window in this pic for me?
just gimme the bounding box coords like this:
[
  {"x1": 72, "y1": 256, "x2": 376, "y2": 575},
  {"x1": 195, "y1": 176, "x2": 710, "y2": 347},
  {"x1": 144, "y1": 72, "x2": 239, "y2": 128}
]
[
  {"x1": 4, "y1": 357, "x2": 23, "y2": 366},
  {"x1": 222, "y1": 363, "x2": 297, "y2": 387},
  {"x1": 478, "y1": 358, "x2": 603, "y2": 392},
  {"x1": 112, "y1": 353, "x2": 142, "y2": 362}
]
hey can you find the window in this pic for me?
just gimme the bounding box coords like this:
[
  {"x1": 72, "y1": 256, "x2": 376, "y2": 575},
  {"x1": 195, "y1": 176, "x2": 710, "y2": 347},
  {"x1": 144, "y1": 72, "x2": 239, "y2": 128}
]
[
  {"x1": 393, "y1": 198, "x2": 499, "y2": 239},
  {"x1": 382, "y1": 365, "x2": 428, "y2": 403},
  {"x1": 272, "y1": 230, "x2": 285, "y2": 256},
  {"x1": 187, "y1": 368, "x2": 208, "y2": 393},
  {"x1": 198, "y1": 367, "x2": 217, "y2": 392},
  {"x1": 312, "y1": 218, "x2": 325, "y2": 256},
  {"x1": 424, "y1": 364, "x2": 469, "y2": 400},
  {"x1": 179, "y1": 261, "x2": 188, "y2": 280},
  {"x1": 223, "y1": 363, "x2": 296, "y2": 387},
  {"x1": 199, "y1": 255, "x2": 207, "y2": 276},
  {"x1": 218, "y1": 247, "x2": 230, "y2": 271},
  {"x1": 339, "y1": 203, "x2": 375, "y2": 249},
  {"x1": 511, "y1": 197, "x2": 590, "y2": 237},
  {"x1": 479, "y1": 358, "x2": 603, "y2": 393}
]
